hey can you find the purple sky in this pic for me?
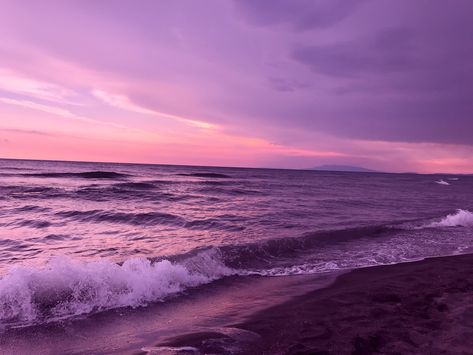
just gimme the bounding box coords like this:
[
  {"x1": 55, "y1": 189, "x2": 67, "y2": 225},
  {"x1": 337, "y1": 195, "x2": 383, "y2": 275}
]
[{"x1": 0, "y1": 0, "x2": 472, "y2": 172}]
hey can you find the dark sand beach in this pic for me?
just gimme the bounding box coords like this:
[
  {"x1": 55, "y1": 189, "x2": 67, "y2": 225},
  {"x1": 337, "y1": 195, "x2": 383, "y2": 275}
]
[{"x1": 160, "y1": 253, "x2": 473, "y2": 354}]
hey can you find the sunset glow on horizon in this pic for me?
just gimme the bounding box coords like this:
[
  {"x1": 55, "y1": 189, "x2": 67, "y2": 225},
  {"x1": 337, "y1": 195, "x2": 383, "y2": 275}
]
[{"x1": 1, "y1": 0, "x2": 473, "y2": 173}]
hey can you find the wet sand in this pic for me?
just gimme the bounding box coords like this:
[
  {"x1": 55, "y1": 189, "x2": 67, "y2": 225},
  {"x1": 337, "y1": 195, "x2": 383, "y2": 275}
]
[
  {"x1": 239, "y1": 253, "x2": 473, "y2": 354},
  {"x1": 160, "y1": 254, "x2": 473, "y2": 354}
]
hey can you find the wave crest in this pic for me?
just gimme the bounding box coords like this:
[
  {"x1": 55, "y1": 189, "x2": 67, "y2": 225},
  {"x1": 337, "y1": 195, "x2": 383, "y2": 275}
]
[
  {"x1": 23, "y1": 171, "x2": 129, "y2": 179},
  {"x1": 0, "y1": 249, "x2": 234, "y2": 327},
  {"x1": 428, "y1": 209, "x2": 473, "y2": 228}
]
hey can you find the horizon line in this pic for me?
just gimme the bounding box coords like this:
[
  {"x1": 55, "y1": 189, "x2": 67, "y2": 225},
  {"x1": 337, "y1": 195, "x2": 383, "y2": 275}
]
[{"x1": 2, "y1": 156, "x2": 468, "y2": 175}]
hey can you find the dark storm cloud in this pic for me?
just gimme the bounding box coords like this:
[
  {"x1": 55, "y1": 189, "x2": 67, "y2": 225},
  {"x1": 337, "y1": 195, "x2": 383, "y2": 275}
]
[
  {"x1": 293, "y1": 28, "x2": 416, "y2": 77},
  {"x1": 258, "y1": 1, "x2": 473, "y2": 145}
]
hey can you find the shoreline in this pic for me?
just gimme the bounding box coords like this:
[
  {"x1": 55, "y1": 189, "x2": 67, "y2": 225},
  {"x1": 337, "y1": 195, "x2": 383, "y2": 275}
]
[
  {"x1": 1, "y1": 253, "x2": 473, "y2": 354},
  {"x1": 0, "y1": 271, "x2": 337, "y2": 354},
  {"x1": 159, "y1": 253, "x2": 473, "y2": 354}
]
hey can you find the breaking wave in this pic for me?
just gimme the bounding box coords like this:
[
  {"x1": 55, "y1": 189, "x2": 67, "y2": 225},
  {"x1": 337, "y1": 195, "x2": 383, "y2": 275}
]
[
  {"x1": 427, "y1": 209, "x2": 473, "y2": 228},
  {"x1": 2, "y1": 210, "x2": 473, "y2": 328},
  {"x1": 0, "y1": 249, "x2": 235, "y2": 327}
]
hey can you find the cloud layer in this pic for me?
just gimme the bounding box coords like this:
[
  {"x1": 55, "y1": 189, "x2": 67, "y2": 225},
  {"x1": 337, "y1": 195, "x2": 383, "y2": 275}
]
[{"x1": 0, "y1": 0, "x2": 472, "y2": 172}]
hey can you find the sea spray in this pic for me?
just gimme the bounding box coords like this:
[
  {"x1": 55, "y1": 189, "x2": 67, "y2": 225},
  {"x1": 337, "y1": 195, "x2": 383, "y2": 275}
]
[
  {"x1": 0, "y1": 249, "x2": 235, "y2": 327},
  {"x1": 428, "y1": 209, "x2": 473, "y2": 228}
]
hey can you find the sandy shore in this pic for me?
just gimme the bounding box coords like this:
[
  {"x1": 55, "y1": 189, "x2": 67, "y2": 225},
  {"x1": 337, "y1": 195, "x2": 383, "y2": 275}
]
[{"x1": 160, "y1": 253, "x2": 473, "y2": 354}]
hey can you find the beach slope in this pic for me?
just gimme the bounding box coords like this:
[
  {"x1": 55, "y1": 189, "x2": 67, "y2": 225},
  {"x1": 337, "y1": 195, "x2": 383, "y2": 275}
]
[{"x1": 236, "y1": 254, "x2": 473, "y2": 354}]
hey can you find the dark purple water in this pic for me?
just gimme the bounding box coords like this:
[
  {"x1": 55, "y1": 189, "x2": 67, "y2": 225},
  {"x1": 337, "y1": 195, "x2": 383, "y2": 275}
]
[{"x1": 0, "y1": 159, "x2": 472, "y2": 329}]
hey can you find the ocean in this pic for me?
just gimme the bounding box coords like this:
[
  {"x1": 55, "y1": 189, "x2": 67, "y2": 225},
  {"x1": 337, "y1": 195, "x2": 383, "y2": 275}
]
[{"x1": 0, "y1": 159, "x2": 472, "y2": 352}]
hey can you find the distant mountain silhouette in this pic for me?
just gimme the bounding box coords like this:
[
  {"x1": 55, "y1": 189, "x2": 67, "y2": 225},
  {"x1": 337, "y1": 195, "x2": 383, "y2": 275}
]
[{"x1": 310, "y1": 165, "x2": 378, "y2": 173}]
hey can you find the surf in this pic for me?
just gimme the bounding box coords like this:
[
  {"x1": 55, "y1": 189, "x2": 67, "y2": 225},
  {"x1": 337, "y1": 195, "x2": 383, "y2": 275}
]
[{"x1": 0, "y1": 249, "x2": 234, "y2": 328}]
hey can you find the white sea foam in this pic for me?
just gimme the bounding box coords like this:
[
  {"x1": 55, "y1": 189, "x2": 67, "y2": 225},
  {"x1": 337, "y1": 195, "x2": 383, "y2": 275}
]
[
  {"x1": 0, "y1": 249, "x2": 235, "y2": 326},
  {"x1": 435, "y1": 179, "x2": 450, "y2": 185},
  {"x1": 427, "y1": 209, "x2": 473, "y2": 228},
  {"x1": 242, "y1": 261, "x2": 340, "y2": 277}
]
